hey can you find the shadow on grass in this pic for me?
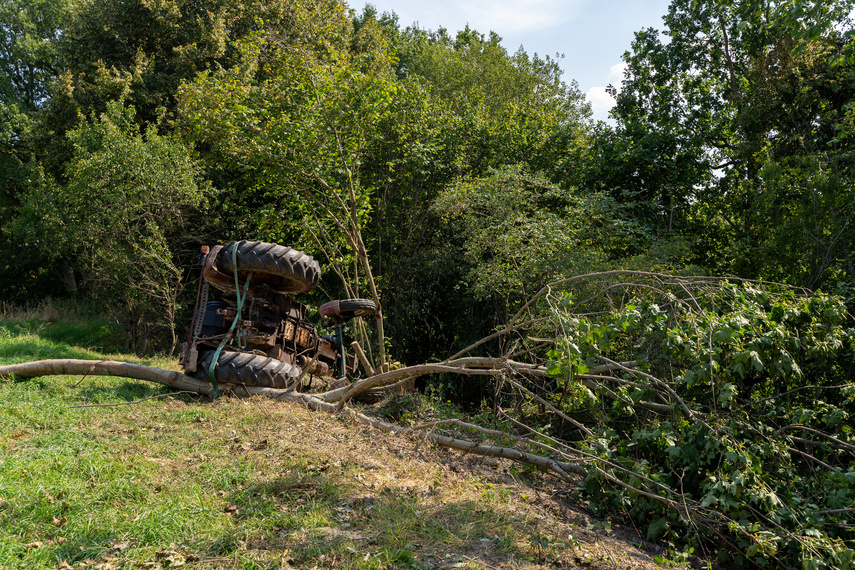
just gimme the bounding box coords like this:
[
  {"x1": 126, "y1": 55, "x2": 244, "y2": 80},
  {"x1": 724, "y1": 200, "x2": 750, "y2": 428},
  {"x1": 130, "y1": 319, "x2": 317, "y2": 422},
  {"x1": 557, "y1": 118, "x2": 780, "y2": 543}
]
[
  {"x1": 76, "y1": 379, "x2": 176, "y2": 404},
  {"x1": 0, "y1": 318, "x2": 124, "y2": 355},
  {"x1": 0, "y1": 336, "x2": 104, "y2": 361},
  {"x1": 215, "y1": 470, "x2": 528, "y2": 568}
]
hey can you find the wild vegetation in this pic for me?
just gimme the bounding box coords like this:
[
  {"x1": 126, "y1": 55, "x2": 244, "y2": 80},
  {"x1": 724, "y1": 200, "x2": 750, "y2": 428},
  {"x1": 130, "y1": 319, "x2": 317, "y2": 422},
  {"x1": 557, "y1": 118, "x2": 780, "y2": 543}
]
[{"x1": 1, "y1": 0, "x2": 854, "y2": 568}]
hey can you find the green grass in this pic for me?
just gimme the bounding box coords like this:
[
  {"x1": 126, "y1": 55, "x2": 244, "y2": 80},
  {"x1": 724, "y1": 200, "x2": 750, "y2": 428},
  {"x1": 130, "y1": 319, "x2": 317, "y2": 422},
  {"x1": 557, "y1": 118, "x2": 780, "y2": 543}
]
[
  {"x1": 0, "y1": 330, "x2": 487, "y2": 569},
  {"x1": 0, "y1": 308, "x2": 668, "y2": 570},
  {"x1": 1, "y1": 377, "x2": 336, "y2": 569},
  {"x1": 0, "y1": 318, "x2": 124, "y2": 369}
]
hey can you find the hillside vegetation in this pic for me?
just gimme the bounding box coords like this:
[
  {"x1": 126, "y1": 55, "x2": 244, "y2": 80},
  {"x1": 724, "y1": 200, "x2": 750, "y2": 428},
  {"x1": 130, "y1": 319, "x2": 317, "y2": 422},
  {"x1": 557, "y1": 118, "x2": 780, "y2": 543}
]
[{"x1": 1, "y1": 1, "x2": 855, "y2": 568}]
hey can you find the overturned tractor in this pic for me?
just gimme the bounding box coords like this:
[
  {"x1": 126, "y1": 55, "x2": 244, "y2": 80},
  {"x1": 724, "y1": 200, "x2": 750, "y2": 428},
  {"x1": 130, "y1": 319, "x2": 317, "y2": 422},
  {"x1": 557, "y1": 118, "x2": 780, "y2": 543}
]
[{"x1": 179, "y1": 240, "x2": 375, "y2": 393}]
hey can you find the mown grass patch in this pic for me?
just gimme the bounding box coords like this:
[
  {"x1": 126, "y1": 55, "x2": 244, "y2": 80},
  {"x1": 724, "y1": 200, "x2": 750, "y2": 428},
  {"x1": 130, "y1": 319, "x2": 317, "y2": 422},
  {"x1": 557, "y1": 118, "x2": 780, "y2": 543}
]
[
  {"x1": 0, "y1": 387, "x2": 528, "y2": 570},
  {"x1": 0, "y1": 316, "x2": 672, "y2": 570}
]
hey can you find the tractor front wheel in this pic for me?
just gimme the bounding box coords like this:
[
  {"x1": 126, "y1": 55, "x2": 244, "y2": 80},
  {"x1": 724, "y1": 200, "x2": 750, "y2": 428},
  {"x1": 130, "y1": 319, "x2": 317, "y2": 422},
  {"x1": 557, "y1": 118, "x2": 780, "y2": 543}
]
[{"x1": 319, "y1": 298, "x2": 377, "y2": 323}]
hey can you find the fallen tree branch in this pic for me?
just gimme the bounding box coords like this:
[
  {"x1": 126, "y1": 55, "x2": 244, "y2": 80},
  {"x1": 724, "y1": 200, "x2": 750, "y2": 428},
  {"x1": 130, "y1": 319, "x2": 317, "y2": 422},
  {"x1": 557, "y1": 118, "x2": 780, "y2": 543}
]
[
  {"x1": 787, "y1": 446, "x2": 836, "y2": 471},
  {"x1": 497, "y1": 408, "x2": 586, "y2": 461},
  {"x1": 778, "y1": 424, "x2": 855, "y2": 454},
  {"x1": 332, "y1": 363, "x2": 503, "y2": 408},
  {"x1": 594, "y1": 355, "x2": 705, "y2": 426},
  {"x1": 351, "y1": 341, "x2": 375, "y2": 376},
  {"x1": 0, "y1": 360, "x2": 216, "y2": 394},
  {"x1": 446, "y1": 317, "x2": 551, "y2": 361},
  {"x1": 447, "y1": 357, "x2": 638, "y2": 376},
  {"x1": 407, "y1": 417, "x2": 584, "y2": 473},
  {"x1": 815, "y1": 508, "x2": 855, "y2": 516},
  {"x1": 513, "y1": 271, "x2": 811, "y2": 331},
  {"x1": 503, "y1": 376, "x2": 594, "y2": 437}
]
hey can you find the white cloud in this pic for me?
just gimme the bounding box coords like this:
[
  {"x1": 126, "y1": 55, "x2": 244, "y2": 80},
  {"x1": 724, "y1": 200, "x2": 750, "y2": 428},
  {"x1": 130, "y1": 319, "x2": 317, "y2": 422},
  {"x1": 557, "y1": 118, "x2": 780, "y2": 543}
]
[
  {"x1": 586, "y1": 86, "x2": 616, "y2": 119},
  {"x1": 585, "y1": 61, "x2": 626, "y2": 122},
  {"x1": 608, "y1": 61, "x2": 628, "y2": 81}
]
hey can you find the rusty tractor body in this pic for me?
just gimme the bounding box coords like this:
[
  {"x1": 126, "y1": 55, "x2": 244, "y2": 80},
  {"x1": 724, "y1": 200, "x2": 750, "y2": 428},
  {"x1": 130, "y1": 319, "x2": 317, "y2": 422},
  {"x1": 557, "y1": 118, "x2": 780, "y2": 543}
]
[{"x1": 179, "y1": 240, "x2": 375, "y2": 391}]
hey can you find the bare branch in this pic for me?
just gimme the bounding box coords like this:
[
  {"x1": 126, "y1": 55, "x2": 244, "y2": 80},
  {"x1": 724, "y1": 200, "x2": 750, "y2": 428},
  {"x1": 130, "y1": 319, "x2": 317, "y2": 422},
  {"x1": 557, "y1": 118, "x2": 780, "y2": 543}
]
[{"x1": 778, "y1": 425, "x2": 855, "y2": 455}]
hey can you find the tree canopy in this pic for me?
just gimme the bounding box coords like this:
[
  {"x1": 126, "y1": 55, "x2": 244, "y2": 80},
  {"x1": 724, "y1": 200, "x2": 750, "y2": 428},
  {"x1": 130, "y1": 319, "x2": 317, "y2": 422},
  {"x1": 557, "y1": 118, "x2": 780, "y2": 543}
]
[{"x1": 609, "y1": 0, "x2": 855, "y2": 286}]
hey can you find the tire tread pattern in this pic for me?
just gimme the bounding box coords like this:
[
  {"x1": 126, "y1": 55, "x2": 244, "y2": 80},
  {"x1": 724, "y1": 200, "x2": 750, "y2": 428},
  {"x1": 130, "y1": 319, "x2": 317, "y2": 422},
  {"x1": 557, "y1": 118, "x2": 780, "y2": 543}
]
[
  {"x1": 339, "y1": 299, "x2": 376, "y2": 314},
  {"x1": 197, "y1": 350, "x2": 301, "y2": 389},
  {"x1": 217, "y1": 240, "x2": 320, "y2": 293},
  {"x1": 319, "y1": 298, "x2": 376, "y2": 320}
]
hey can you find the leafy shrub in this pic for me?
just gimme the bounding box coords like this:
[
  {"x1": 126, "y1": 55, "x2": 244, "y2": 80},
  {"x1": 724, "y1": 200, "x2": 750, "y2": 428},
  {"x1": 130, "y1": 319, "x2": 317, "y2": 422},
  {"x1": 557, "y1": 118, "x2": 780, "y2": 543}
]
[{"x1": 500, "y1": 274, "x2": 855, "y2": 568}]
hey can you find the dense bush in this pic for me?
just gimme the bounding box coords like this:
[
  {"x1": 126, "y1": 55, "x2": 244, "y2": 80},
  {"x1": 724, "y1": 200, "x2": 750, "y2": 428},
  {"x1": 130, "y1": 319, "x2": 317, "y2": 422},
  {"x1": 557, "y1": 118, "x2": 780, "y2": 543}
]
[{"x1": 502, "y1": 274, "x2": 855, "y2": 567}]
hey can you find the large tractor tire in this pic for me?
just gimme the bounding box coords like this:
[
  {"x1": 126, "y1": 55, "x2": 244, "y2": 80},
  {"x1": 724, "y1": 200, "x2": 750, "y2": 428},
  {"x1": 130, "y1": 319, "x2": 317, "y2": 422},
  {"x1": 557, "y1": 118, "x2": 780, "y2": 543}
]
[
  {"x1": 197, "y1": 350, "x2": 301, "y2": 389},
  {"x1": 217, "y1": 240, "x2": 320, "y2": 294}
]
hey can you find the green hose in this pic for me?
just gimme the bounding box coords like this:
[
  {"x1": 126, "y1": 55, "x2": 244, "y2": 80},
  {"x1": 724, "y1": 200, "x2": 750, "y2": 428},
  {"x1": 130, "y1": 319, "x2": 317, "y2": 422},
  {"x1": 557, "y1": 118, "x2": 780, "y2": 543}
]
[{"x1": 207, "y1": 243, "x2": 252, "y2": 398}]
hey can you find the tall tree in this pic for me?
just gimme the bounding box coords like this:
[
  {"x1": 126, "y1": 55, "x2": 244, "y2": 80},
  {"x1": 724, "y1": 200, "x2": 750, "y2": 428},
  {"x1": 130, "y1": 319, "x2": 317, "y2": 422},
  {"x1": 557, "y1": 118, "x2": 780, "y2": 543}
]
[
  {"x1": 36, "y1": 0, "x2": 332, "y2": 173},
  {"x1": 350, "y1": 15, "x2": 595, "y2": 363},
  {"x1": 180, "y1": 0, "x2": 394, "y2": 363},
  {"x1": 0, "y1": 0, "x2": 74, "y2": 301},
  {"x1": 612, "y1": 0, "x2": 855, "y2": 287},
  {"x1": 391, "y1": 23, "x2": 590, "y2": 174},
  {"x1": 0, "y1": 0, "x2": 68, "y2": 115},
  {"x1": 15, "y1": 100, "x2": 206, "y2": 352}
]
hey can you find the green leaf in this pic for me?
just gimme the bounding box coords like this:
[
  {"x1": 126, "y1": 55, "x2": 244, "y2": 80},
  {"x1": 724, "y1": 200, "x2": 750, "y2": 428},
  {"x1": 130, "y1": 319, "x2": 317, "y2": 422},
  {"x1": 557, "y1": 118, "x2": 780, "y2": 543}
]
[{"x1": 646, "y1": 516, "x2": 669, "y2": 541}]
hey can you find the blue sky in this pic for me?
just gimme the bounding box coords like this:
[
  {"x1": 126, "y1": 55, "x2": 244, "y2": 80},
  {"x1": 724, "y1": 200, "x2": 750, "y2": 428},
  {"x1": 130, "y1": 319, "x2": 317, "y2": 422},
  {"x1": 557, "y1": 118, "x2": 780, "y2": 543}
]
[{"x1": 363, "y1": 0, "x2": 673, "y2": 122}]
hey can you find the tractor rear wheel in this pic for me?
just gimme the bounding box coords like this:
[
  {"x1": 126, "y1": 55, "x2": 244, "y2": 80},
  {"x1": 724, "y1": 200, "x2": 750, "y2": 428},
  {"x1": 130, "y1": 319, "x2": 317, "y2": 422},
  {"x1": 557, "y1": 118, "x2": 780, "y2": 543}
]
[{"x1": 217, "y1": 240, "x2": 320, "y2": 294}]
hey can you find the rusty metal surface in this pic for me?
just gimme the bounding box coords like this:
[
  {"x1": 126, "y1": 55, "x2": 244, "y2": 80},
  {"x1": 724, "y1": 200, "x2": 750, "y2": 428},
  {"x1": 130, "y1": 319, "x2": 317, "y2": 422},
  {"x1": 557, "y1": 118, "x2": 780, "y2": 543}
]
[
  {"x1": 184, "y1": 242, "x2": 358, "y2": 381},
  {"x1": 316, "y1": 339, "x2": 337, "y2": 361},
  {"x1": 283, "y1": 321, "x2": 295, "y2": 341},
  {"x1": 297, "y1": 357, "x2": 330, "y2": 377},
  {"x1": 193, "y1": 282, "x2": 210, "y2": 338},
  {"x1": 295, "y1": 327, "x2": 313, "y2": 347}
]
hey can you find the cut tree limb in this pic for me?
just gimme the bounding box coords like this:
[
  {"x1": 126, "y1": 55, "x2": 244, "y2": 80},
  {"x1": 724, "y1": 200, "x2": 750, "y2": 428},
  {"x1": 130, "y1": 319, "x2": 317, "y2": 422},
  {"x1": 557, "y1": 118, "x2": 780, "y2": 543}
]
[
  {"x1": 0, "y1": 359, "x2": 217, "y2": 395},
  {"x1": 351, "y1": 341, "x2": 375, "y2": 376},
  {"x1": 330, "y1": 363, "x2": 503, "y2": 408}
]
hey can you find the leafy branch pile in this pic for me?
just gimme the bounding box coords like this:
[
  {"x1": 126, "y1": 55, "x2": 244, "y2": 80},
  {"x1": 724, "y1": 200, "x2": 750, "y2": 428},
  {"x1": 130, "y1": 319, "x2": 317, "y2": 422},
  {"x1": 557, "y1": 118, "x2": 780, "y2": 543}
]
[{"x1": 435, "y1": 273, "x2": 855, "y2": 568}]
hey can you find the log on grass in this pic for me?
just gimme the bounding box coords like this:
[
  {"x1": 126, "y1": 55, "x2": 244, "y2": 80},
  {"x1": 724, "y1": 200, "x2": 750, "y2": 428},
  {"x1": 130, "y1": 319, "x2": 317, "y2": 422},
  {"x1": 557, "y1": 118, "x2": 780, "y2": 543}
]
[{"x1": 0, "y1": 359, "x2": 216, "y2": 394}]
